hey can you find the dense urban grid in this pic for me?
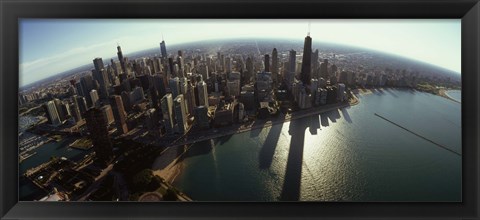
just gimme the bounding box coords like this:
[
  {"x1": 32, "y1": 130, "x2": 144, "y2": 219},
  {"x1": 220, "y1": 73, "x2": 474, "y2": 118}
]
[{"x1": 18, "y1": 33, "x2": 461, "y2": 201}]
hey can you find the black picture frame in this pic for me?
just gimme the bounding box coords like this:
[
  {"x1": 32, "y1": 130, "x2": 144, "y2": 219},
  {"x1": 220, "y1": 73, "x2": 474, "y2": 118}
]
[{"x1": 1, "y1": 0, "x2": 479, "y2": 219}]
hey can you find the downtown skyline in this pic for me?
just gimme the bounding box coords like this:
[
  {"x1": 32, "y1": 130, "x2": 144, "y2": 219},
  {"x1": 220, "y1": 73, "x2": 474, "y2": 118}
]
[{"x1": 19, "y1": 19, "x2": 461, "y2": 87}]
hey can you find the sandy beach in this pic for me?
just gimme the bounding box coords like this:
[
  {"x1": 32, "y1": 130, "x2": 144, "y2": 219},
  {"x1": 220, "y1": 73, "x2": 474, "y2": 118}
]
[
  {"x1": 439, "y1": 89, "x2": 461, "y2": 104},
  {"x1": 151, "y1": 143, "x2": 192, "y2": 183}
]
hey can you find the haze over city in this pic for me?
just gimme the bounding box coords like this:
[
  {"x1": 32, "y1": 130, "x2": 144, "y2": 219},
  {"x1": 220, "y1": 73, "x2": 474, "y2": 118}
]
[{"x1": 20, "y1": 19, "x2": 460, "y2": 87}]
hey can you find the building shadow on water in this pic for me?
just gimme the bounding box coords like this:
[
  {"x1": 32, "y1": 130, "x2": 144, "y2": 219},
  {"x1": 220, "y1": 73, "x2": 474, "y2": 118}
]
[
  {"x1": 384, "y1": 87, "x2": 399, "y2": 98},
  {"x1": 309, "y1": 115, "x2": 320, "y2": 135},
  {"x1": 258, "y1": 114, "x2": 286, "y2": 169},
  {"x1": 250, "y1": 119, "x2": 267, "y2": 138},
  {"x1": 340, "y1": 107, "x2": 353, "y2": 123},
  {"x1": 320, "y1": 113, "x2": 330, "y2": 127},
  {"x1": 280, "y1": 116, "x2": 308, "y2": 201},
  {"x1": 326, "y1": 109, "x2": 341, "y2": 123}
]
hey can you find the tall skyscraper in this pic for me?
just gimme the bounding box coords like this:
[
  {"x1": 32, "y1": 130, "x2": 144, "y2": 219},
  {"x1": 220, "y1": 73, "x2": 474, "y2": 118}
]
[
  {"x1": 174, "y1": 94, "x2": 188, "y2": 134},
  {"x1": 80, "y1": 74, "x2": 96, "y2": 107},
  {"x1": 100, "y1": 105, "x2": 115, "y2": 125},
  {"x1": 69, "y1": 103, "x2": 82, "y2": 123},
  {"x1": 53, "y1": 98, "x2": 67, "y2": 122},
  {"x1": 117, "y1": 45, "x2": 125, "y2": 73},
  {"x1": 169, "y1": 77, "x2": 181, "y2": 99},
  {"x1": 93, "y1": 57, "x2": 105, "y2": 73},
  {"x1": 160, "y1": 40, "x2": 167, "y2": 59},
  {"x1": 73, "y1": 95, "x2": 88, "y2": 114},
  {"x1": 272, "y1": 48, "x2": 278, "y2": 86},
  {"x1": 90, "y1": 89, "x2": 99, "y2": 107},
  {"x1": 301, "y1": 34, "x2": 312, "y2": 86},
  {"x1": 197, "y1": 81, "x2": 209, "y2": 107},
  {"x1": 289, "y1": 50, "x2": 296, "y2": 74},
  {"x1": 152, "y1": 74, "x2": 167, "y2": 99},
  {"x1": 185, "y1": 82, "x2": 196, "y2": 116},
  {"x1": 75, "y1": 81, "x2": 84, "y2": 97},
  {"x1": 161, "y1": 93, "x2": 174, "y2": 134},
  {"x1": 109, "y1": 95, "x2": 129, "y2": 134},
  {"x1": 264, "y1": 54, "x2": 270, "y2": 72},
  {"x1": 92, "y1": 58, "x2": 110, "y2": 99},
  {"x1": 44, "y1": 100, "x2": 61, "y2": 126},
  {"x1": 245, "y1": 57, "x2": 254, "y2": 84},
  {"x1": 225, "y1": 57, "x2": 232, "y2": 73},
  {"x1": 84, "y1": 108, "x2": 113, "y2": 165},
  {"x1": 320, "y1": 59, "x2": 329, "y2": 79}
]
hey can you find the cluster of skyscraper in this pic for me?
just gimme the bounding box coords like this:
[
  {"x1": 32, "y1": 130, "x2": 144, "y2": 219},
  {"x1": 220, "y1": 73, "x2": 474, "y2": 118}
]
[{"x1": 38, "y1": 32, "x2": 352, "y2": 165}]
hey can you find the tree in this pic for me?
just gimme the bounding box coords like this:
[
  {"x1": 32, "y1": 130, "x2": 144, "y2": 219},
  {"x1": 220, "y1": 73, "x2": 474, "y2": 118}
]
[{"x1": 133, "y1": 169, "x2": 153, "y2": 191}]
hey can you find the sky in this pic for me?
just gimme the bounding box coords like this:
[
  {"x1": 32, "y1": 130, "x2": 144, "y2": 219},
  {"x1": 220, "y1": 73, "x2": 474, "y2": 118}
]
[{"x1": 19, "y1": 19, "x2": 461, "y2": 86}]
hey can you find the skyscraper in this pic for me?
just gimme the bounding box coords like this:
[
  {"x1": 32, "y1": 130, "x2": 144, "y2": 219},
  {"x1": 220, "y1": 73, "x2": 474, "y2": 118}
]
[
  {"x1": 117, "y1": 45, "x2": 125, "y2": 73},
  {"x1": 161, "y1": 93, "x2": 174, "y2": 134},
  {"x1": 53, "y1": 98, "x2": 67, "y2": 122},
  {"x1": 73, "y1": 95, "x2": 88, "y2": 114},
  {"x1": 69, "y1": 103, "x2": 82, "y2": 123},
  {"x1": 90, "y1": 89, "x2": 99, "y2": 107},
  {"x1": 197, "y1": 81, "x2": 209, "y2": 107},
  {"x1": 272, "y1": 48, "x2": 278, "y2": 87},
  {"x1": 174, "y1": 94, "x2": 188, "y2": 134},
  {"x1": 84, "y1": 108, "x2": 113, "y2": 165},
  {"x1": 93, "y1": 57, "x2": 104, "y2": 73},
  {"x1": 44, "y1": 100, "x2": 61, "y2": 126},
  {"x1": 92, "y1": 58, "x2": 110, "y2": 100},
  {"x1": 301, "y1": 34, "x2": 312, "y2": 86},
  {"x1": 185, "y1": 82, "x2": 196, "y2": 116},
  {"x1": 245, "y1": 57, "x2": 254, "y2": 84},
  {"x1": 288, "y1": 50, "x2": 296, "y2": 74},
  {"x1": 320, "y1": 59, "x2": 329, "y2": 79},
  {"x1": 109, "y1": 95, "x2": 129, "y2": 134},
  {"x1": 169, "y1": 77, "x2": 180, "y2": 99},
  {"x1": 80, "y1": 74, "x2": 96, "y2": 107},
  {"x1": 100, "y1": 105, "x2": 115, "y2": 125},
  {"x1": 264, "y1": 54, "x2": 270, "y2": 72},
  {"x1": 225, "y1": 57, "x2": 232, "y2": 73},
  {"x1": 160, "y1": 40, "x2": 167, "y2": 59}
]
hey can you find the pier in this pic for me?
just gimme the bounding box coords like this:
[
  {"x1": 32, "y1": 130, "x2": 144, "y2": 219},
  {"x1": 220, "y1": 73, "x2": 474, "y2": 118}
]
[{"x1": 374, "y1": 113, "x2": 461, "y2": 156}]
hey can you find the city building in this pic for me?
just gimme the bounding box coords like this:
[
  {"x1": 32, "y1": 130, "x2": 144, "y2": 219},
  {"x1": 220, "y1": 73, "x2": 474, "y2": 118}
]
[
  {"x1": 145, "y1": 108, "x2": 159, "y2": 131},
  {"x1": 84, "y1": 108, "x2": 113, "y2": 165},
  {"x1": 100, "y1": 105, "x2": 115, "y2": 125},
  {"x1": 197, "y1": 80, "x2": 209, "y2": 107},
  {"x1": 174, "y1": 94, "x2": 188, "y2": 134},
  {"x1": 89, "y1": 89, "x2": 100, "y2": 107},
  {"x1": 109, "y1": 95, "x2": 129, "y2": 134},
  {"x1": 272, "y1": 48, "x2": 278, "y2": 87},
  {"x1": 116, "y1": 45, "x2": 126, "y2": 73},
  {"x1": 161, "y1": 93, "x2": 174, "y2": 134},
  {"x1": 44, "y1": 100, "x2": 61, "y2": 126},
  {"x1": 160, "y1": 40, "x2": 167, "y2": 59},
  {"x1": 213, "y1": 101, "x2": 234, "y2": 127},
  {"x1": 169, "y1": 77, "x2": 180, "y2": 99},
  {"x1": 300, "y1": 34, "x2": 312, "y2": 86},
  {"x1": 92, "y1": 58, "x2": 110, "y2": 99},
  {"x1": 264, "y1": 54, "x2": 270, "y2": 72},
  {"x1": 194, "y1": 106, "x2": 210, "y2": 129},
  {"x1": 245, "y1": 57, "x2": 254, "y2": 84},
  {"x1": 320, "y1": 59, "x2": 329, "y2": 80}
]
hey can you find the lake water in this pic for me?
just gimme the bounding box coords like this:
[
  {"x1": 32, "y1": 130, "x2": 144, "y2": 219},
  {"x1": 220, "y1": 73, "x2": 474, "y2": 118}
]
[
  {"x1": 173, "y1": 89, "x2": 462, "y2": 201},
  {"x1": 446, "y1": 90, "x2": 461, "y2": 103}
]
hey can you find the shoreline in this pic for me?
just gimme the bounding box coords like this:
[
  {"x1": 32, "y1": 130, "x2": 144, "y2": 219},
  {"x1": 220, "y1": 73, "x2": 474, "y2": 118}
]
[
  {"x1": 439, "y1": 89, "x2": 461, "y2": 104},
  {"x1": 152, "y1": 101, "x2": 353, "y2": 185},
  {"x1": 165, "y1": 101, "x2": 351, "y2": 149}
]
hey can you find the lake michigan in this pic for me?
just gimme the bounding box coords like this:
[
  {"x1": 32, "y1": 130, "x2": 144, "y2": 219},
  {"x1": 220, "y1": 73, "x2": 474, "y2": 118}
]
[{"x1": 173, "y1": 89, "x2": 462, "y2": 201}]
